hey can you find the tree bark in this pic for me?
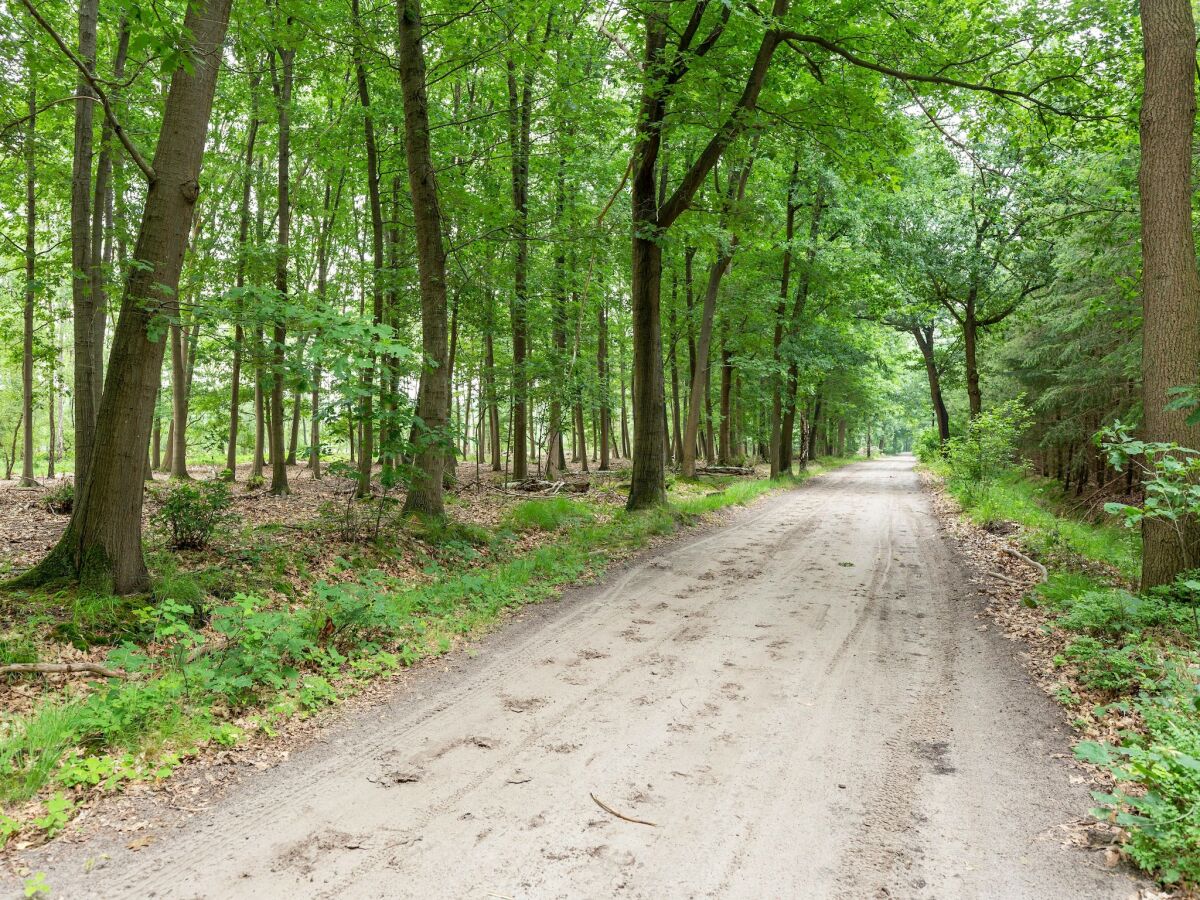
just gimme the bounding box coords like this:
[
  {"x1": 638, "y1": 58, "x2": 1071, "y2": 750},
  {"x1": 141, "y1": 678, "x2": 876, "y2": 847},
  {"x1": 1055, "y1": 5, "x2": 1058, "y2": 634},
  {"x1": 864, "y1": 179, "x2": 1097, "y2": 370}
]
[
  {"x1": 227, "y1": 70, "x2": 261, "y2": 478},
  {"x1": 506, "y1": 53, "x2": 534, "y2": 481},
  {"x1": 169, "y1": 320, "x2": 191, "y2": 479},
  {"x1": 87, "y1": 22, "x2": 129, "y2": 411},
  {"x1": 718, "y1": 336, "x2": 733, "y2": 465},
  {"x1": 20, "y1": 75, "x2": 37, "y2": 487},
  {"x1": 912, "y1": 323, "x2": 951, "y2": 444},
  {"x1": 1139, "y1": 0, "x2": 1200, "y2": 587},
  {"x1": 770, "y1": 158, "x2": 799, "y2": 477},
  {"x1": 13, "y1": 0, "x2": 233, "y2": 594},
  {"x1": 597, "y1": 298, "x2": 611, "y2": 470},
  {"x1": 627, "y1": 2, "x2": 786, "y2": 507},
  {"x1": 70, "y1": 0, "x2": 99, "y2": 487},
  {"x1": 352, "y1": 0, "x2": 384, "y2": 496},
  {"x1": 397, "y1": 0, "x2": 449, "y2": 517},
  {"x1": 268, "y1": 42, "x2": 295, "y2": 496}
]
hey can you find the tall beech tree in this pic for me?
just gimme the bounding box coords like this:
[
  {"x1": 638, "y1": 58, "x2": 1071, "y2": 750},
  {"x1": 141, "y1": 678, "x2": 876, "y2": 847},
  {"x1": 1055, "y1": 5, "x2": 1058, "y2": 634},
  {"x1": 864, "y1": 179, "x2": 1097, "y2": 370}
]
[
  {"x1": 12, "y1": 0, "x2": 235, "y2": 593},
  {"x1": 396, "y1": 0, "x2": 450, "y2": 518}
]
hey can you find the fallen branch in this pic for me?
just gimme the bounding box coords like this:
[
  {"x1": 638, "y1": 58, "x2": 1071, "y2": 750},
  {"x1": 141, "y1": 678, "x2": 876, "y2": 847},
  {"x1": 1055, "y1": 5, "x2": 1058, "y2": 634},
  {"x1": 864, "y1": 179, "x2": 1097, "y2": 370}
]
[
  {"x1": 507, "y1": 479, "x2": 590, "y2": 494},
  {"x1": 0, "y1": 662, "x2": 128, "y2": 678},
  {"x1": 695, "y1": 466, "x2": 754, "y2": 476},
  {"x1": 590, "y1": 792, "x2": 657, "y2": 827},
  {"x1": 1001, "y1": 546, "x2": 1048, "y2": 582},
  {"x1": 989, "y1": 570, "x2": 1025, "y2": 588}
]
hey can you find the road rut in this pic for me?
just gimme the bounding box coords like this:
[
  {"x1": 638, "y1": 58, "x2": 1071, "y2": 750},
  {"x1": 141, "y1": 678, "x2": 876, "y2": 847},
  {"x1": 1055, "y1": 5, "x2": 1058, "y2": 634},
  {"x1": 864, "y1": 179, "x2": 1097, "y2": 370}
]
[{"x1": 9, "y1": 457, "x2": 1147, "y2": 899}]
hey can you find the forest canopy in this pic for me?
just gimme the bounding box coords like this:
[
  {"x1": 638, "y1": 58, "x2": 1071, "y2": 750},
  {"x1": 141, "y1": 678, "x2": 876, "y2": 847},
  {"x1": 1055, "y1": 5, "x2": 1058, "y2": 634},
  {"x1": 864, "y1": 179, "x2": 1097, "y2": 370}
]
[{"x1": 0, "y1": 0, "x2": 1192, "y2": 592}]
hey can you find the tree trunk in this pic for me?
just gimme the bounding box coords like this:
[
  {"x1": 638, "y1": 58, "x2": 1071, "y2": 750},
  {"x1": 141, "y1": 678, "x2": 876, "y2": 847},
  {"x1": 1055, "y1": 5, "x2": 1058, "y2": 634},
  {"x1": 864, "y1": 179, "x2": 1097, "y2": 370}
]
[
  {"x1": 718, "y1": 337, "x2": 733, "y2": 465},
  {"x1": 484, "y1": 321, "x2": 501, "y2": 472},
  {"x1": 268, "y1": 43, "x2": 295, "y2": 496},
  {"x1": 227, "y1": 70, "x2": 261, "y2": 478},
  {"x1": 597, "y1": 298, "x2": 611, "y2": 471},
  {"x1": 1139, "y1": 0, "x2": 1200, "y2": 587},
  {"x1": 169, "y1": 321, "x2": 191, "y2": 479},
  {"x1": 681, "y1": 253, "x2": 732, "y2": 478},
  {"x1": 70, "y1": 0, "x2": 99, "y2": 487},
  {"x1": 87, "y1": 22, "x2": 130, "y2": 413},
  {"x1": 287, "y1": 386, "x2": 302, "y2": 465},
  {"x1": 619, "y1": 340, "x2": 630, "y2": 460},
  {"x1": 252, "y1": 327, "x2": 265, "y2": 480},
  {"x1": 912, "y1": 324, "x2": 951, "y2": 444},
  {"x1": 770, "y1": 159, "x2": 799, "y2": 477},
  {"x1": 667, "y1": 281, "x2": 683, "y2": 466},
  {"x1": 778, "y1": 184, "x2": 825, "y2": 472},
  {"x1": 13, "y1": 0, "x2": 233, "y2": 594},
  {"x1": 20, "y1": 76, "x2": 36, "y2": 487},
  {"x1": 963, "y1": 298, "x2": 983, "y2": 418},
  {"x1": 506, "y1": 54, "x2": 534, "y2": 482},
  {"x1": 397, "y1": 0, "x2": 450, "y2": 517},
  {"x1": 352, "y1": 0, "x2": 384, "y2": 496}
]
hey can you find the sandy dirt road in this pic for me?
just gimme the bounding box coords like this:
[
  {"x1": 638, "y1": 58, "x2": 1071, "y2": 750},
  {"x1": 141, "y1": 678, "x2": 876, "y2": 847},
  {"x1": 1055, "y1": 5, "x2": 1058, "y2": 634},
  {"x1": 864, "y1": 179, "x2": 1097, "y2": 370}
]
[{"x1": 8, "y1": 457, "x2": 1147, "y2": 899}]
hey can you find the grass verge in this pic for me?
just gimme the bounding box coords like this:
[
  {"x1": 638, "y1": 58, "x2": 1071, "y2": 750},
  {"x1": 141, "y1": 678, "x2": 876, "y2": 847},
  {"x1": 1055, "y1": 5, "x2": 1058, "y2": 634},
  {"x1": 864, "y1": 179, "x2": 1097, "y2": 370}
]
[
  {"x1": 0, "y1": 456, "x2": 858, "y2": 850},
  {"x1": 933, "y1": 464, "x2": 1200, "y2": 889}
]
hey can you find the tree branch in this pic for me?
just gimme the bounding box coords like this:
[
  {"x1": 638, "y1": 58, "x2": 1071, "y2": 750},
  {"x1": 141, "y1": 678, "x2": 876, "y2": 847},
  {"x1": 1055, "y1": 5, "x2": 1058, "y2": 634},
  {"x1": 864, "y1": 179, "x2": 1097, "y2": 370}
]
[
  {"x1": 779, "y1": 30, "x2": 1085, "y2": 117},
  {"x1": 18, "y1": 0, "x2": 155, "y2": 181}
]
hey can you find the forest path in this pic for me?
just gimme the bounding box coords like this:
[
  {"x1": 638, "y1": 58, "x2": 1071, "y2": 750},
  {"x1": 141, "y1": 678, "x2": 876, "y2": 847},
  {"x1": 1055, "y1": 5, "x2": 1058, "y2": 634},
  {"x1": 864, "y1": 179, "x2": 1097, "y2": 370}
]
[{"x1": 9, "y1": 457, "x2": 1147, "y2": 899}]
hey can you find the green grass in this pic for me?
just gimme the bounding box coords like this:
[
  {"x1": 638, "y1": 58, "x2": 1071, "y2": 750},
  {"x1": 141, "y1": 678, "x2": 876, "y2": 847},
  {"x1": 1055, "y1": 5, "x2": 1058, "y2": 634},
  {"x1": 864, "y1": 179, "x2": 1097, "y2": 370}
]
[
  {"x1": 0, "y1": 703, "x2": 87, "y2": 805},
  {"x1": 933, "y1": 462, "x2": 1200, "y2": 888},
  {"x1": 942, "y1": 469, "x2": 1140, "y2": 580},
  {"x1": 503, "y1": 497, "x2": 595, "y2": 532}
]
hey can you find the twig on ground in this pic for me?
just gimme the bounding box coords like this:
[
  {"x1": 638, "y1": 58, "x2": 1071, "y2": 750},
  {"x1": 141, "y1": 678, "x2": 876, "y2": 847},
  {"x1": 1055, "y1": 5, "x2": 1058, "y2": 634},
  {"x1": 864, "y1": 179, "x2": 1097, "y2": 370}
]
[
  {"x1": 590, "y1": 792, "x2": 658, "y2": 827},
  {"x1": 1001, "y1": 546, "x2": 1048, "y2": 582}
]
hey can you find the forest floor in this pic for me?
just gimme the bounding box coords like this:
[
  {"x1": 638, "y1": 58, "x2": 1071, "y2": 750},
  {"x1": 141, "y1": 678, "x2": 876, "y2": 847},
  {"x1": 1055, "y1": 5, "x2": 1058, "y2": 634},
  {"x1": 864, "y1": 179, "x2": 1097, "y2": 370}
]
[{"x1": 0, "y1": 456, "x2": 1156, "y2": 899}]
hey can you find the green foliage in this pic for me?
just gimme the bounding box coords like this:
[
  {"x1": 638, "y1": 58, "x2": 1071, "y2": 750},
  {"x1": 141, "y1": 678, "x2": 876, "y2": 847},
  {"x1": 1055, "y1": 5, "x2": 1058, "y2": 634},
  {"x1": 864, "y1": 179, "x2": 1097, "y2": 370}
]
[
  {"x1": 944, "y1": 399, "x2": 1033, "y2": 495},
  {"x1": 503, "y1": 498, "x2": 595, "y2": 532},
  {"x1": 0, "y1": 703, "x2": 87, "y2": 804},
  {"x1": 1058, "y1": 589, "x2": 1173, "y2": 638},
  {"x1": 913, "y1": 428, "x2": 944, "y2": 464},
  {"x1": 1060, "y1": 636, "x2": 1161, "y2": 694},
  {"x1": 151, "y1": 481, "x2": 235, "y2": 550},
  {"x1": 40, "y1": 481, "x2": 73, "y2": 515},
  {"x1": 1101, "y1": 423, "x2": 1200, "y2": 535},
  {"x1": 23, "y1": 872, "x2": 49, "y2": 898},
  {"x1": 1079, "y1": 702, "x2": 1200, "y2": 885}
]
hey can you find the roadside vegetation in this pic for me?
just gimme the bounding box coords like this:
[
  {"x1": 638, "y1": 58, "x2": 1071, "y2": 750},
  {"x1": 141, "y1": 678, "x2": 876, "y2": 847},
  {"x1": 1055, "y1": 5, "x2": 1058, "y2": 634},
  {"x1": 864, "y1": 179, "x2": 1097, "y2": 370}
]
[
  {"x1": 0, "y1": 457, "x2": 856, "y2": 850},
  {"x1": 922, "y1": 410, "x2": 1200, "y2": 888}
]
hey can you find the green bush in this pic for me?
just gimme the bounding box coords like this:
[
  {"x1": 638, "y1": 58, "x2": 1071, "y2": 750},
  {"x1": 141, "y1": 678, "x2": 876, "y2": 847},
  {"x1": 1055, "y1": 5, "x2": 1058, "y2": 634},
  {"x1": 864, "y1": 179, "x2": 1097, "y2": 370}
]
[
  {"x1": 913, "y1": 428, "x2": 944, "y2": 464},
  {"x1": 151, "y1": 481, "x2": 235, "y2": 550},
  {"x1": 944, "y1": 399, "x2": 1032, "y2": 493},
  {"x1": 503, "y1": 497, "x2": 595, "y2": 532},
  {"x1": 1059, "y1": 589, "x2": 1173, "y2": 638},
  {"x1": 40, "y1": 481, "x2": 73, "y2": 515},
  {"x1": 1079, "y1": 702, "x2": 1200, "y2": 885},
  {"x1": 1060, "y1": 636, "x2": 1160, "y2": 694},
  {"x1": 0, "y1": 703, "x2": 88, "y2": 804}
]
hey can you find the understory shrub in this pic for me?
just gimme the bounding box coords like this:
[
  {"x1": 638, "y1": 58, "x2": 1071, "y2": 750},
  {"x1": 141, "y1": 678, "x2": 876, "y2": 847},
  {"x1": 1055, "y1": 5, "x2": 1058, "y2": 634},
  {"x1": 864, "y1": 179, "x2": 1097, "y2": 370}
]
[
  {"x1": 944, "y1": 399, "x2": 1032, "y2": 500},
  {"x1": 151, "y1": 481, "x2": 235, "y2": 549},
  {"x1": 1080, "y1": 702, "x2": 1200, "y2": 886},
  {"x1": 40, "y1": 481, "x2": 74, "y2": 515}
]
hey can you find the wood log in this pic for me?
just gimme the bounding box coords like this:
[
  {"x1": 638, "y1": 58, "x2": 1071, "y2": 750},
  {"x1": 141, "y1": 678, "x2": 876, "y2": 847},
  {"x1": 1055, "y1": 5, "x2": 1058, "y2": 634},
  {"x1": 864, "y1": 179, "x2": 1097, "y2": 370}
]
[
  {"x1": 0, "y1": 662, "x2": 127, "y2": 678},
  {"x1": 695, "y1": 466, "x2": 754, "y2": 476},
  {"x1": 508, "y1": 478, "x2": 590, "y2": 494}
]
